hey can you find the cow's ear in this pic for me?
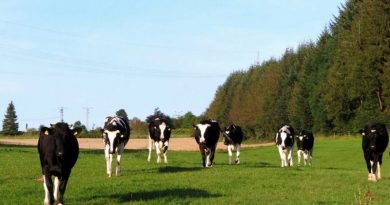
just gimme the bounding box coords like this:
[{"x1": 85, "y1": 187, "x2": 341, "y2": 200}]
[
  {"x1": 41, "y1": 127, "x2": 51, "y2": 136},
  {"x1": 359, "y1": 129, "x2": 365, "y2": 136},
  {"x1": 72, "y1": 127, "x2": 82, "y2": 136}
]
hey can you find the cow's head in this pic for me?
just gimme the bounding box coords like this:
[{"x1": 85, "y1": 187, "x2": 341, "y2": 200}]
[
  {"x1": 296, "y1": 130, "x2": 309, "y2": 150},
  {"x1": 222, "y1": 124, "x2": 236, "y2": 145},
  {"x1": 150, "y1": 118, "x2": 172, "y2": 141},
  {"x1": 194, "y1": 123, "x2": 210, "y2": 144},
  {"x1": 102, "y1": 117, "x2": 127, "y2": 154},
  {"x1": 40, "y1": 123, "x2": 81, "y2": 159},
  {"x1": 276, "y1": 126, "x2": 294, "y2": 150},
  {"x1": 360, "y1": 126, "x2": 384, "y2": 150}
]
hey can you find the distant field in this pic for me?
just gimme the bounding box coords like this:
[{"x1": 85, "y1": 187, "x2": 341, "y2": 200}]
[{"x1": 1, "y1": 137, "x2": 390, "y2": 204}]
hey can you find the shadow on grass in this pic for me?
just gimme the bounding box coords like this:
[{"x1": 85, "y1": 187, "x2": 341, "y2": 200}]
[
  {"x1": 158, "y1": 166, "x2": 203, "y2": 173},
  {"x1": 321, "y1": 167, "x2": 355, "y2": 171},
  {"x1": 80, "y1": 149, "x2": 145, "y2": 155},
  {"x1": 247, "y1": 162, "x2": 280, "y2": 168},
  {"x1": 87, "y1": 188, "x2": 221, "y2": 203}
]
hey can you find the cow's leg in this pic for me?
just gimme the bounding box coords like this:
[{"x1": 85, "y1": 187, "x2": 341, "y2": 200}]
[
  {"x1": 287, "y1": 148, "x2": 293, "y2": 167},
  {"x1": 370, "y1": 160, "x2": 377, "y2": 181},
  {"x1": 309, "y1": 148, "x2": 313, "y2": 166},
  {"x1": 377, "y1": 154, "x2": 383, "y2": 179},
  {"x1": 235, "y1": 144, "x2": 241, "y2": 164},
  {"x1": 116, "y1": 143, "x2": 125, "y2": 176},
  {"x1": 364, "y1": 152, "x2": 372, "y2": 180},
  {"x1": 43, "y1": 174, "x2": 54, "y2": 205},
  {"x1": 155, "y1": 141, "x2": 161, "y2": 163},
  {"x1": 200, "y1": 146, "x2": 206, "y2": 167},
  {"x1": 278, "y1": 147, "x2": 286, "y2": 167},
  {"x1": 163, "y1": 141, "x2": 169, "y2": 163},
  {"x1": 297, "y1": 150, "x2": 302, "y2": 166},
  {"x1": 147, "y1": 137, "x2": 153, "y2": 162},
  {"x1": 58, "y1": 173, "x2": 70, "y2": 205},
  {"x1": 227, "y1": 144, "x2": 233, "y2": 164},
  {"x1": 206, "y1": 149, "x2": 212, "y2": 168},
  {"x1": 105, "y1": 145, "x2": 113, "y2": 177},
  {"x1": 303, "y1": 150, "x2": 309, "y2": 166},
  {"x1": 53, "y1": 177, "x2": 59, "y2": 203},
  {"x1": 116, "y1": 154, "x2": 122, "y2": 176}
]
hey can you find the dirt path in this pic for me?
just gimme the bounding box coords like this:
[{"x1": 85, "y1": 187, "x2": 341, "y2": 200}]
[{"x1": 0, "y1": 138, "x2": 273, "y2": 151}]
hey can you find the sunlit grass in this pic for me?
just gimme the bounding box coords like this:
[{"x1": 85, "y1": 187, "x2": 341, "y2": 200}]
[{"x1": 1, "y1": 137, "x2": 389, "y2": 204}]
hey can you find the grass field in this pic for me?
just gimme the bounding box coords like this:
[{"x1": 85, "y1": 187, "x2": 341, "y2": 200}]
[{"x1": 1, "y1": 137, "x2": 390, "y2": 205}]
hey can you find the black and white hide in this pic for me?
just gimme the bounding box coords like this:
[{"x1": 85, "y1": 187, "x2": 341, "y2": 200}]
[
  {"x1": 222, "y1": 124, "x2": 243, "y2": 164},
  {"x1": 38, "y1": 122, "x2": 81, "y2": 205},
  {"x1": 147, "y1": 118, "x2": 172, "y2": 163},
  {"x1": 194, "y1": 120, "x2": 220, "y2": 168},
  {"x1": 360, "y1": 123, "x2": 389, "y2": 182},
  {"x1": 275, "y1": 125, "x2": 295, "y2": 167},
  {"x1": 102, "y1": 116, "x2": 130, "y2": 177},
  {"x1": 296, "y1": 130, "x2": 314, "y2": 166}
]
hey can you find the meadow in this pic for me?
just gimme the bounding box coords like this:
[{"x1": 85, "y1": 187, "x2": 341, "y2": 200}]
[{"x1": 1, "y1": 137, "x2": 390, "y2": 205}]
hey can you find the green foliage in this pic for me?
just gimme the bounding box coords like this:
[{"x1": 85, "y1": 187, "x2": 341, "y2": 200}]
[
  {"x1": 1, "y1": 137, "x2": 390, "y2": 204},
  {"x1": 116, "y1": 109, "x2": 130, "y2": 122},
  {"x1": 206, "y1": 0, "x2": 390, "y2": 139},
  {"x1": 146, "y1": 108, "x2": 172, "y2": 125},
  {"x1": 2, "y1": 101, "x2": 19, "y2": 135}
]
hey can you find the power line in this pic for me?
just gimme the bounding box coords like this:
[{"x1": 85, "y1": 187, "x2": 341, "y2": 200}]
[{"x1": 0, "y1": 42, "x2": 227, "y2": 79}]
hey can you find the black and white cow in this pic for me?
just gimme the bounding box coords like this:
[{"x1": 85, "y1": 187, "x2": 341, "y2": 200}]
[
  {"x1": 38, "y1": 122, "x2": 81, "y2": 205},
  {"x1": 222, "y1": 124, "x2": 243, "y2": 164},
  {"x1": 147, "y1": 117, "x2": 172, "y2": 163},
  {"x1": 360, "y1": 123, "x2": 389, "y2": 182},
  {"x1": 296, "y1": 130, "x2": 314, "y2": 166},
  {"x1": 102, "y1": 116, "x2": 130, "y2": 177},
  {"x1": 275, "y1": 125, "x2": 295, "y2": 167},
  {"x1": 194, "y1": 120, "x2": 220, "y2": 168}
]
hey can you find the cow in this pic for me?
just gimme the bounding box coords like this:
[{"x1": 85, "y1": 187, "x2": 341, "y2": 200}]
[
  {"x1": 194, "y1": 120, "x2": 220, "y2": 168},
  {"x1": 222, "y1": 124, "x2": 243, "y2": 164},
  {"x1": 360, "y1": 123, "x2": 389, "y2": 182},
  {"x1": 102, "y1": 116, "x2": 130, "y2": 177},
  {"x1": 296, "y1": 130, "x2": 314, "y2": 166},
  {"x1": 38, "y1": 122, "x2": 81, "y2": 205},
  {"x1": 275, "y1": 125, "x2": 295, "y2": 167},
  {"x1": 147, "y1": 117, "x2": 172, "y2": 163}
]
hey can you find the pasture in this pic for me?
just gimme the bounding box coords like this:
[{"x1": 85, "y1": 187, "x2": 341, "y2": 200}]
[{"x1": 1, "y1": 137, "x2": 390, "y2": 204}]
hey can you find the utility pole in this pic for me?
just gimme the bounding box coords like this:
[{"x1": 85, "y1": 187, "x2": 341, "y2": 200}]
[
  {"x1": 58, "y1": 107, "x2": 66, "y2": 122},
  {"x1": 83, "y1": 107, "x2": 93, "y2": 131}
]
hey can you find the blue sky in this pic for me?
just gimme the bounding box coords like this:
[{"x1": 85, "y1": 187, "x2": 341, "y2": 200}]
[{"x1": 0, "y1": 0, "x2": 346, "y2": 130}]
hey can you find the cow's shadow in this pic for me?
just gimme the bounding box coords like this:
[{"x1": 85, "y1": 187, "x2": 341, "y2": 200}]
[
  {"x1": 247, "y1": 162, "x2": 280, "y2": 168},
  {"x1": 90, "y1": 188, "x2": 221, "y2": 203},
  {"x1": 158, "y1": 166, "x2": 203, "y2": 173}
]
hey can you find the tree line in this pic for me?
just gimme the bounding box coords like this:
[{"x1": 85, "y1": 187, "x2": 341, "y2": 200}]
[
  {"x1": 1, "y1": 103, "x2": 203, "y2": 137},
  {"x1": 205, "y1": 0, "x2": 390, "y2": 140}
]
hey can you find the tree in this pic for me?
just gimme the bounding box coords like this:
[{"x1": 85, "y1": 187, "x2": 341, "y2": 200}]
[
  {"x1": 2, "y1": 101, "x2": 19, "y2": 135},
  {"x1": 116, "y1": 109, "x2": 129, "y2": 122},
  {"x1": 73, "y1": 121, "x2": 87, "y2": 133},
  {"x1": 181, "y1": 112, "x2": 197, "y2": 128},
  {"x1": 146, "y1": 108, "x2": 172, "y2": 125}
]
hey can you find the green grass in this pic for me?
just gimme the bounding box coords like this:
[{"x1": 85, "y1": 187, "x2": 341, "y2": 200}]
[{"x1": 1, "y1": 137, "x2": 390, "y2": 205}]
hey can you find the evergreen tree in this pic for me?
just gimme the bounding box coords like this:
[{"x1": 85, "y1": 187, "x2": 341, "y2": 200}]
[
  {"x1": 116, "y1": 109, "x2": 129, "y2": 122},
  {"x1": 2, "y1": 101, "x2": 19, "y2": 135}
]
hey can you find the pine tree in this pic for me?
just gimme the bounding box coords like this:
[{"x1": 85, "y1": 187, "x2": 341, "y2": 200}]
[
  {"x1": 2, "y1": 101, "x2": 19, "y2": 135},
  {"x1": 116, "y1": 109, "x2": 129, "y2": 122}
]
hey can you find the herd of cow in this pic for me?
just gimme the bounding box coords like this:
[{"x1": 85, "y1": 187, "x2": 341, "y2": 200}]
[{"x1": 37, "y1": 116, "x2": 388, "y2": 205}]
